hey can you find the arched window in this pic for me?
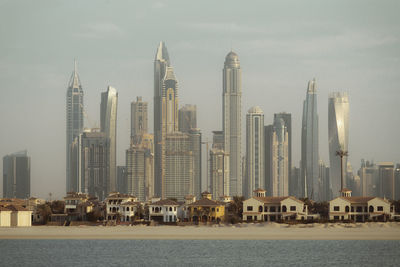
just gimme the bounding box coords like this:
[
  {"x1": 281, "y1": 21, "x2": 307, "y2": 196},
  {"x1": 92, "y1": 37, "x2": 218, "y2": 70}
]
[
  {"x1": 127, "y1": 207, "x2": 130, "y2": 211},
  {"x1": 282, "y1": 205, "x2": 287, "y2": 212},
  {"x1": 259, "y1": 206, "x2": 263, "y2": 212},
  {"x1": 126, "y1": 216, "x2": 129, "y2": 221},
  {"x1": 169, "y1": 207, "x2": 172, "y2": 211},
  {"x1": 345, "y1": 206, "x2": 349, "y2": 213},
  {"x1": 369, "y1": 206, "x2": 374, "y2": 212}
]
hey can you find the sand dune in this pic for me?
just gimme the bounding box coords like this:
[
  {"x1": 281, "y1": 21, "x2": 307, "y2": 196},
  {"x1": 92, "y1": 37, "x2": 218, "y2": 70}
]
[{"x1": 1, "y1": 222, "x2": 400, "y2": 240}]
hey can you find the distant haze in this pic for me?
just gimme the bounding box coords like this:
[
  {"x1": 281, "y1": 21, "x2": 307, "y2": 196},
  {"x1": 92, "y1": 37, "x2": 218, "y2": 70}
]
[{"x1": 1, "y1": 0, "x2": 399, "y2": 199}]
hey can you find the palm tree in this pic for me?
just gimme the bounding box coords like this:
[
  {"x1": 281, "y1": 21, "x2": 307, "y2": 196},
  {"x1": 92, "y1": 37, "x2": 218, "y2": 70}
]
[{"x1": 336, "y1": 149, "x2": 349, "y2": 192}]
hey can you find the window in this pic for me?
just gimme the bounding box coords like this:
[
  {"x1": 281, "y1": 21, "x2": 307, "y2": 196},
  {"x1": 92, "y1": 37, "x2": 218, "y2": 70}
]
[
  {"x1": 247, "y1": 206, "x2": 253, "y2": 211},
  {"x1": 282, "y1": 205, "x2": 287, "y2": 212},
  {"x1": 217, "y1": 208, "x2": 219, "y2": 212},
  {"x1": 174, "y1": 207, "x2": 176, "y2": 211},
  {"x1": 377, "y1": 206, "x2": 383, "y2": 211},
  {"x1": 264, "y1": 206, "x2": 268, "y2": 212},
  {"x1": 334, "y1": 216, "x2": 339, "y2": 220},
  {"x1": 270, "y1": 206, "x2": 276, "y2": 212},
  {"x1": 356, "y1": 207, "x2": 362, "y2": 212},
  {"x1": 369, "y1": 206, "x2": 374, "y2": 212},
  {"x1": 345, "y1": 206, "x2": 349, "y2": 213},
  {"x1": 212, "y1": 208, "x2": 215, "y2": 212},
  {"x1": 334, "y1": 206, "x2": 340, "y2": 211},
  {"x1": 247, "y1": 216, "x2": 253, "y2": 221},
  {"x1": 169, "y1": 207, "x2": 172, "y2": 211},
  {"x1": 127, "y1": 207, "x2": 129, "y2": 211},
  {"x1": 259, "y1": 206, "x2": 263, "y2": 212},
  {"x1": 290, "y1": 206, "x2": 296, "y2": 211}
]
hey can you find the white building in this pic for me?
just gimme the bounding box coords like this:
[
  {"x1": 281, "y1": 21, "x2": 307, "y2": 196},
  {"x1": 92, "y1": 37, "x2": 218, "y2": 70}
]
[
  {"x1": 149, "y1": 199, "x2": 179, "y2": 223},
  {"x1": 120, "y1": 202, "x2": 140, "y2": 222},
  {"x1": 105, "y1": 192, "x2": 138, "y2": 221},
  {"x1": 329, "y1": 189, "x2": 394, "y2": 222},
  {"x1": 242, "y1": 189, "x2": 307, "y2": 222},
  {"x1": 0, "y1": 207, "x2": 12, "y2": 227}
]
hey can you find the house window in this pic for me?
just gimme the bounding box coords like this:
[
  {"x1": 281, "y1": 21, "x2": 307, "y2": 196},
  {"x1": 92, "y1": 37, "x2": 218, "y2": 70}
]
[
  {"x1": 334, "y1": 206, "x2": 340, "y2": 211},
  {"x1": 270, "y1": 206, "x2": 276, "y2": 212},
  {"x1": 377, "y1": 206, "x2": 383, "y2": 211},
  {"x1": 247, "y1": 216, "x2": 252, "y2": 221},
  {"x1": 217, "y1": 208, "x2": 219, "y2": 212},
  {"x1": 290, "y1": 206, "x2": 296, "y2": 211},
  {"x1": 212, "y1": 208, "x2": 215, "y2": 212},
  {"x1": 174, "y1": 207, "x2": 176, "y2": 211},
  {"x1": 259, "y1": 206, "x2": 263, "y2": 212},
  {"x1": 356, "y1": 207, "x2": 362, "y2": 212},
  {"x1": 264, "y1": 206, "x2": 268, "y2": 212},
  {"x1": 334, "y1": 216, "x2": 339, "y2": 220},
  {"x1": 247, "y1": 206, "x2": 253, "y2": 211},
  {"x1": 345, "y1": 206, "x2": 349, "y2": 212},
  {"x1": 169, "y1": 207, "x2": 172, "y2": 211}
]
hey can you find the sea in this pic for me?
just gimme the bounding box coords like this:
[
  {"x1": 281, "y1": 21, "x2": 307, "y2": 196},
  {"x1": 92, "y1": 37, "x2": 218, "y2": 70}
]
[{"x1": 0, "y1": 240, "x2": 399, "y2": 266}]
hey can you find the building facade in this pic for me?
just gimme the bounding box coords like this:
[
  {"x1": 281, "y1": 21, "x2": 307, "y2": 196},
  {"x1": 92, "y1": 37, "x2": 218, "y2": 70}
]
[
  {"x1": 223, "y1": 51, "x2": 242, "y2": 197},
  {"x1": 301, "y1": 79, "x2": 319, "y2": 200},
  {"x1": 270, "y1": 117, "x2": 289, "y2": 197},
  {"x1": 131, "y1": 96, "x2": 148, "y2": 144},
  {"x1": 358, "y1": 159, "x2": 379, "y2": 197},
  {"x1": 245, "y1": 106, "x2": 264, "y2": 198},
  {"x1": 154, "y1": 42, "x2": 179, "y2": 199},
  {"x1": 178, "y1": 104, "x2": 197, "y2": 133},
  {"x1": 100, "y1": 86, "x2": 118, "y2": 194},
  {"x1": 378, "y1": 162, "x2": 395, "y2": 199},
  {"x1": 66, "y1": 61, "x2": 84, "y2": 193},
  {"x1": 328, "y1": 92, "x2": 349, "y2": 198},
  {"x1": 3, "y1": 151, "x2": 30, "y2": 198}
]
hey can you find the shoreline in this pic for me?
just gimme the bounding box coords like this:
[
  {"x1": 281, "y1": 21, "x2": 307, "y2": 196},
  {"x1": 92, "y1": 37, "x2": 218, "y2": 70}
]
[{"x1": 1, "y1": 222, "x2": 400, "y2": 240}]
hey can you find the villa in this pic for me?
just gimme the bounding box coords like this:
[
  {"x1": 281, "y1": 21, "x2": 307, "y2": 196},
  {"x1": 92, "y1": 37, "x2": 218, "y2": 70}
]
[
  {"x1": 242, "y1": 189, "x2": 308, "y2": 222},
  {"x1": 149, "y1": 199, "x2": 179, "y2": 223}
]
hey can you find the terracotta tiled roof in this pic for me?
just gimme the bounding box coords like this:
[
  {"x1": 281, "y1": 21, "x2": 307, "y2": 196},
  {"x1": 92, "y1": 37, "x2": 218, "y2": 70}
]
[
  {"x1": 0, "y1": 206, "x2": 11, "y2": 211},
  {"x1": 189, "y1": 198, "x2": 224, "y2": 207},
  {"x1": 120, "y1": 201, "x2": 141, "y2": 206},
  {"x1": 4, "y1": 205, "x2": 30, "y2": 212},
  {"x1": 150, "y1": 199, "x2": 179, "y2": 206},
  {"x1": 253, "y1": 196, "x2": 304, "y2": 204},
  {"x1": 340, "y1": 196, "x2": 374, "y2": 204},
  {"x1": 253, "y1": 188, "x2": 266, "y2": 192}
]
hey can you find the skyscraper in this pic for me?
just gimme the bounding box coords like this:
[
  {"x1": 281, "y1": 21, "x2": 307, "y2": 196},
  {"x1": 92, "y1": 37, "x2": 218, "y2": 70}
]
[
  {"x1": 117, "y1": 166, "x2": 127, "y2": 194},
  {"x1": 274, "y1": 112, "x2": 292, "y2": 191},
  {"x1": 264, "y1": 125, "x2": 273, "y2": 196},
  {"x1": 80, "y1": 129, "x2": 109, "y2": 200},
  {"x1": 66, "y1": 61, "x2": 84, "y2": 193},
  {"x1": 223, "y1": 51, "x2": 242, "y2": 196},
  {"x1": 301, "y1": 79, "x2": 319, "y2": 200},
  {"x1": 3, "y1": 151, "x2": 30, "y2": 198},
  {"x1": 328, "y1": 92, "x2": 349, "y2": 198},
  {"x1": 179, "y1": 104, "x2": 197, "y2": 133},
  {"x1": 378, "y1": 162, "x2": 395, "y2": 199},
  {"x1": 270, "y1": 117, "x2": 289, "y2": 196},
  {"x1": 131, "y1": 96, "x2": 148, "y2": 144},
  {"x1": 189, "y1": 128, "x2": 202, "y2": 198},
  {"x1": 245, "y1": 106, "x2": 264, "y2": 198},
  {"x1": 100, "y1": 86, "x2": 118, "y2": 194},
  {"x1": 165, "y1": 132, "x2": 193, "y2": 201},
  {"x1": 358, "y1": 159, "x2": 379, "y2": 197},
  {"x1": 318, "y1": 160, "x2": 331, "y2": 201}
]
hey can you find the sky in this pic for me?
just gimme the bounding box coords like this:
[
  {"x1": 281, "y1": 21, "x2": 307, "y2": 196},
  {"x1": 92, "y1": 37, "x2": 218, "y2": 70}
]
[{"x1": 0, "y1": 0, "x2": 399, "y2": 199}]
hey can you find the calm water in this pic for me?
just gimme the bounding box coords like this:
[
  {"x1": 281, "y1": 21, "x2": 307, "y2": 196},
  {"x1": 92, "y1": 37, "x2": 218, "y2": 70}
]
[{"x1": 0, "y1": 240, "x2": 399, "y2": 266}]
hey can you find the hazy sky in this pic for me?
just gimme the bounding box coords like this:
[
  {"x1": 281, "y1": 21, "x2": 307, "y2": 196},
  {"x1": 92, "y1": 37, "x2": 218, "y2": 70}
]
[{"x1": 1, "y1": 0, "x2": 399, "y2": 199}]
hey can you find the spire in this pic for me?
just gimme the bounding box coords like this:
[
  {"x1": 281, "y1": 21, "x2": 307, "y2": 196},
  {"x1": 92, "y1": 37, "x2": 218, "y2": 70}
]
[
  {"x1": 69, "y1": 59, "x2": 81, "y2": 89},
  {"x1": 155, "y1": 41, "x2": 170, "y2": 66},
  {"x1": 307, "y1": 78, "x2": 316, "y2": 94}
]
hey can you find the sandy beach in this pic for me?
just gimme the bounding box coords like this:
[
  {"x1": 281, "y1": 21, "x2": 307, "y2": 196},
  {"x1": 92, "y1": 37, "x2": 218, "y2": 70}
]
[{"x1": 1, "y1": 222, "x2": 400, "y2": 240}]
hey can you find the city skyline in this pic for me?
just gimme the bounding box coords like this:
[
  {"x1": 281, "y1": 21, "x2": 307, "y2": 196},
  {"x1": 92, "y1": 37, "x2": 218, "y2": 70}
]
[{"x1": 1, "y1": 0, "x2": 400, "y2": 199}]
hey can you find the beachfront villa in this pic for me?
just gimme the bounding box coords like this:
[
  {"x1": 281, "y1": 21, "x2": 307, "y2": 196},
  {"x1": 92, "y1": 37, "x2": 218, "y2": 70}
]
[
  {"x1": 64, "y1": 192, "x2": 98, "y2": 221},
  {"x1": 120, "y1": 201, "x2": 140, "y2": 222},
  {"x1": 0, "y1": 206, "x2": 12, "y2": 227},
  {"x1": 186, "y1": 192, "x2": 226, "y2": 223},
  {"x1": 242, "y1": 189, "x2": 308, "y2": 222},
  {"x1": 149, "y1": 199, "x2": 179, "y2": 222},
  {"x1": 105, "y1": 192, "x2": 138, "y2": 221},
  {"x1": 0, "y1": 205, "x2": 32, "y2": 227},
  {"x1": 329, "y1": 189, "x2": 394, "y2": 222}
]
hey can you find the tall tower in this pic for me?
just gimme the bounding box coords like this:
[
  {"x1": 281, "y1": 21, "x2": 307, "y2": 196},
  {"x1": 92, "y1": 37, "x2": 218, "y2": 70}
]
[
  {"x1": 301, "y1": 79, "x2": 319, "y2": 200},
  {"x1": 154, "y1": 42, "x2": 179, "y2": 198},
  {"x1": 3, "y1": 151, "x2": 30, "y2": 198},
  {"x1": 271, "y1": 118, "x2": 289, "y2": 196},
  {"x1": 223, "y1": 51, "x2": 242, "y2": 196},
  {"x1": 274, "y1": 113, "x2": 291, "y2": 186},
  {"x1": 131, "y1": 96, "x2": 148, "y2": 144},
  {"x1": 328, "y1": 92, "x2": 349, "y2": 198},
  {"x1": 179, "y1": 104, "x2": 197, "y2": 133},
  {"x1": 66, "y1": 60, "x2": 84, "y2": 193},
  {"x1": 245, "y1": 106, "x2": 264, "y2": 198},
  {"x1": 101, "y1": 86, "x2": 118, "y2": 194}
]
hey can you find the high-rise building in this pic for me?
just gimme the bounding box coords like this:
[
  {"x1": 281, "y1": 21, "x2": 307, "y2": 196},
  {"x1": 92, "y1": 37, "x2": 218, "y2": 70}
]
[
  {"x1": 3, "y1": 151, "x2": 30, "y2": 198},
  {"x1": 318, "y1": 160, "x2": 331, "y2": 201},
  {"x1": 301, "y1": 79, "x2": 319, "y2": 200},
  {"x1": 245, "y1": 106, "x2": 264, "y2": 198},
  {"x1": 210, "y1": 149, "x2": 229, "y2": 199},
  {"x1": 131, "y1": 96, "x2": 148, "y2": 144},
  {"x1": 100, "y1": 86, "x2": 118, "y2": 194},
  {"x1": 189, "y1": 129, "x2": 202, "y2": 198},
  {"x1": 223, "y1": 51, "x2": 242, "y2": 196},
  {"x1": 290, "y1": 166, "x2": 301, "y2": 198},
  {"x1": 126, "y1": 136, "x2": 154, "y2": 202},
  {"x1": 154, "y1": 42, "x2": 179, "y2": 198},
  {"x1": 66, "y1": 61, "x2": 84, "y2": 193},
  {"x1": 378, "y1": 162, "x2": 395, "y2": 199},
  {"x1": 80, "y1": 130, "x2": 109, "y2": 200},
  {"x1": 264, "y1": 125, "x2": 273, "y2": 196},
  {"x1": 274, "y1": 113, "x2": 292, "y2": 188},
  {"x1": 164, "y1": 132, "x2": 193, "y2": 201},
  {"x1": 328, "y1": 92, "x2": 349, "y2": 198},
  {"x1": 395, "y1": 164, "x2": 400, "y2": 200},
  {"x1": 179, "y1": 104, "x2": 197, "y2": 133},
  {"x1": 358, "y1": 159, "x2": 379, "y2": 197},
  {"x1": 270, "y1": 117, "x2": 289, "y2": 197},
  {"x1": 117, "y1": 166, "x2": 127, "y2": 194}
]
